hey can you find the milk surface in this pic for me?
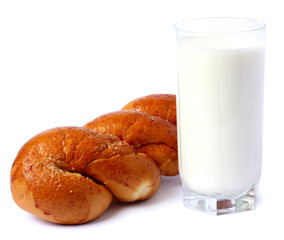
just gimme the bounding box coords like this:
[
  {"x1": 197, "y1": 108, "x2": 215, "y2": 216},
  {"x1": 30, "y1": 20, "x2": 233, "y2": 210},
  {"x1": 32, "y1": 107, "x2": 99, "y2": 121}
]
[{"x1": 177, "y1": 37, "x2": 265, "y2": 196}]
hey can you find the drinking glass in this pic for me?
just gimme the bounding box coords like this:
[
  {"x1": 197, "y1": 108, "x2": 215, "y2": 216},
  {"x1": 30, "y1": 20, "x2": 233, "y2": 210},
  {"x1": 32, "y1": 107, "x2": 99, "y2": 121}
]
[{"x1": 174, "y1": 17, "x2": 266, "y2": 215}]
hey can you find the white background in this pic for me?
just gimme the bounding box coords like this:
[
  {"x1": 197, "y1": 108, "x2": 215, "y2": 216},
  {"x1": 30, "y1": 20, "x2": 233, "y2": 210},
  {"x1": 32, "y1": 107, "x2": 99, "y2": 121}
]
[{"x1": 1, "y1": 0, "x2": 283, "y2": 239}]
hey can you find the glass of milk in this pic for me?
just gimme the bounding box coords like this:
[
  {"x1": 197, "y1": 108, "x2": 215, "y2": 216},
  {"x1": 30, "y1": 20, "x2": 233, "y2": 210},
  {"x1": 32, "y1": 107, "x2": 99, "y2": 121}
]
[{"x1": 174, "y1": 17, "x2": 266, "y2": 215}]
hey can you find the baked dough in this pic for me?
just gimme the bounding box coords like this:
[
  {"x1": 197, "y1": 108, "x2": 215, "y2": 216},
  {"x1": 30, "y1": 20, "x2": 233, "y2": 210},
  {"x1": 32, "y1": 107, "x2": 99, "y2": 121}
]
[
  {"x1": 84, "y1": 110, "x2": 178, "y2": 176},
  {"x1": 10, "y1": 126, "x2": 161, "y2": 224}
]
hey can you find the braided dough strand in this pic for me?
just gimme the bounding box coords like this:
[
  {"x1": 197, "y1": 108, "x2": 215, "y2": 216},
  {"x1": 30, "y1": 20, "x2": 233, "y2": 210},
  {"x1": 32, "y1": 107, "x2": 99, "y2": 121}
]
[
  {"x1": 10, "y1": 126, "x2": 161, "y2": 224},
  {"x1": 84, "y1": 110, "x2": 178, "y2": 176}
]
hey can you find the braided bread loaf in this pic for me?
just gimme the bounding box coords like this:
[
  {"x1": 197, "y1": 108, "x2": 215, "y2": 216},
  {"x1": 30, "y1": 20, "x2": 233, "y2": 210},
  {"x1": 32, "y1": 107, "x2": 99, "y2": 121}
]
[
  {"x1": 10, "y1": 127, "x2": 161, "y2": 225},
  {"x1": 10, "y1": 94, "x2": 177, "y2": 225}
]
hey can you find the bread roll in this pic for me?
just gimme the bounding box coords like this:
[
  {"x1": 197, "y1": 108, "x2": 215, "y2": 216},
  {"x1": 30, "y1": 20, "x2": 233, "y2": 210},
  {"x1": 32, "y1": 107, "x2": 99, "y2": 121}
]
[
  {"x1": 10, "y1": 126, "x2": 161, "y2": 224},
  {"x1": 84, "y1": 111, "x2": 178, "y2": 176}
]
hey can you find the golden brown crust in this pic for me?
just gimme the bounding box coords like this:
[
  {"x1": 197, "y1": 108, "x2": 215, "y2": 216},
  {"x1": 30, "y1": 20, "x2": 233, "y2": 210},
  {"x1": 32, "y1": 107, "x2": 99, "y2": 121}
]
[
  {"x1": 84, "y1": 111, "x2": 178, "y2": 176},
  {"x1": 10, "y1": 126, "x2": 161, "y2": 224},
  {"x1": 137, "y1": 144, "x2": 178, "y2": 176},
  {"x1": 121, "y1": 94, "x2": 177, "y2": 125},
  {"x1": 84, "y1": 154, "x2": 161, "y2": 202}
]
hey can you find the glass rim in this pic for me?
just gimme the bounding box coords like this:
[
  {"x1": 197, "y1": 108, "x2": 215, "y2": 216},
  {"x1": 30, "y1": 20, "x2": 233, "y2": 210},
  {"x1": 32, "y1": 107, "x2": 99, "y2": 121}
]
[{"x1": 174, "y1": 17, "x2": 266, "y2": 36}]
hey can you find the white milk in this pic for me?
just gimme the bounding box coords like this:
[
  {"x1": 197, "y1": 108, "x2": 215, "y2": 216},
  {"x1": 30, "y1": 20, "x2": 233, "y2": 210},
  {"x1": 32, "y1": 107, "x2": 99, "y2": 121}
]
[{"x1": 177, "y1": 37, "x2": 265, "y2": 196}]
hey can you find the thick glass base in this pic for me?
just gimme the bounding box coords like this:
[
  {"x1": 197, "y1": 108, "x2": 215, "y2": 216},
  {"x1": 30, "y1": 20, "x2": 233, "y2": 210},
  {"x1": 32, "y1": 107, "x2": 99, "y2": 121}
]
[{"x1": 182, "y1": 181, "x2": 255, "y2": 215}]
